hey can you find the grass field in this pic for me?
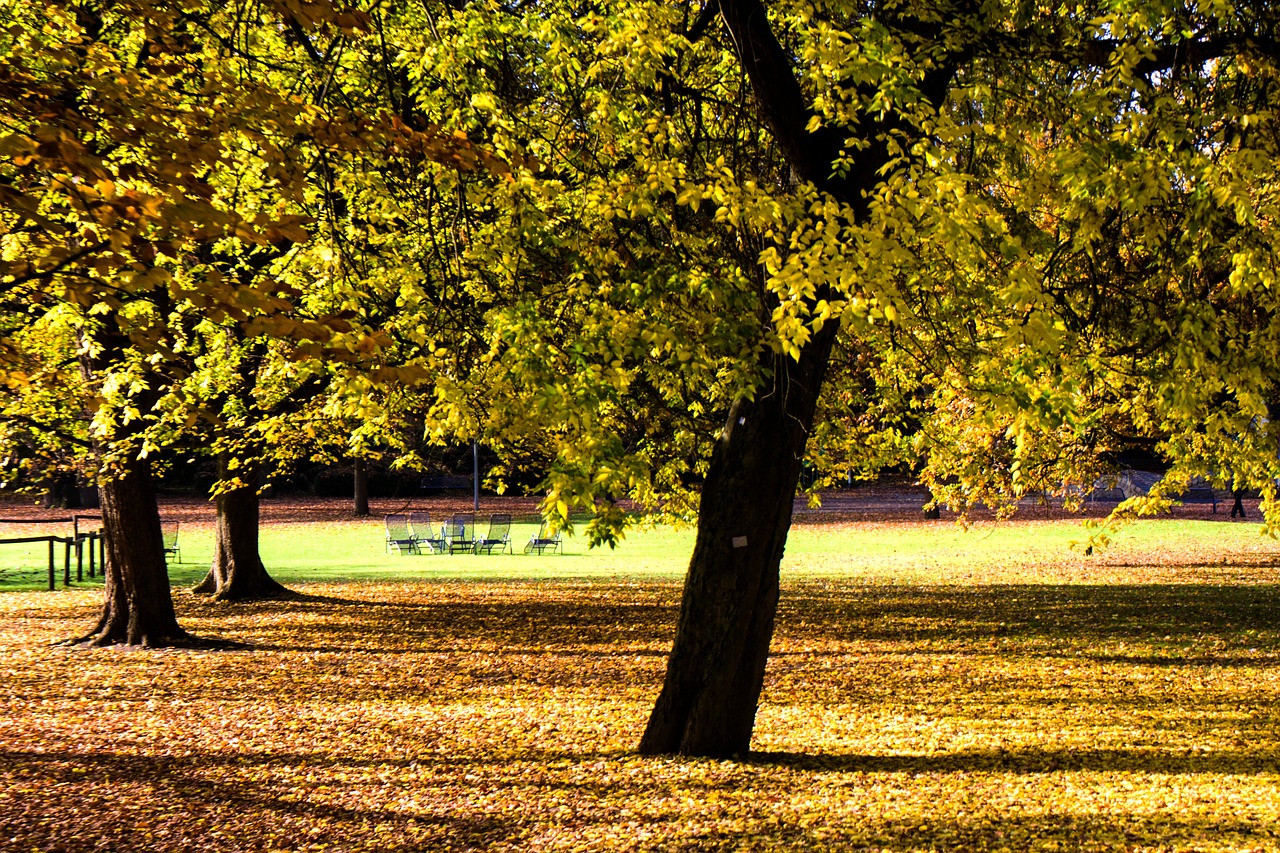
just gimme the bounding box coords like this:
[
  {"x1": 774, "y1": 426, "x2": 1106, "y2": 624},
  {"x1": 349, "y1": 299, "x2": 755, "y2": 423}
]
[
  {"x1": 4, "y1": 508, "x2": 1278, "y2": 588},
  {"x1": 2, "y1": 510, "x2": 1280, "y2": 850}
]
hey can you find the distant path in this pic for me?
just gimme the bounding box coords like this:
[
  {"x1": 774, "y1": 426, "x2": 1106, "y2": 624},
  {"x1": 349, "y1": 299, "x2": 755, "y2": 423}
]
[{"x1": 0, "y1": 483, "x2": 1244, "y2": 530}]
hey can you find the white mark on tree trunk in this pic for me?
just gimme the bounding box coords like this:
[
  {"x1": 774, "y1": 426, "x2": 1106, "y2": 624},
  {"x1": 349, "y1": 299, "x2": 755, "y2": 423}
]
[{"x1": 731, "y1": 536, "x2": 748, "y2": 548}]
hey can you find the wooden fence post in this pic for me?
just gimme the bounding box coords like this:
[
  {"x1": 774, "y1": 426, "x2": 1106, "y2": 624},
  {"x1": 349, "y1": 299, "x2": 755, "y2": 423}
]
[{"x1": 47, "y1": 538, "x2": 54, "y2": 592}]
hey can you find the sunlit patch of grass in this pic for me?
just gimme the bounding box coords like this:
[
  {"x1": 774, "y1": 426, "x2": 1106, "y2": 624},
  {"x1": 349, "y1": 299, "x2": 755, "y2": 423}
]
[
  {"x1": 4, "y1": 549, "x2": 1280, "y2": 850},
  {"x1": 5, "y1": 512, "x2": 1276, "y2": 592}
]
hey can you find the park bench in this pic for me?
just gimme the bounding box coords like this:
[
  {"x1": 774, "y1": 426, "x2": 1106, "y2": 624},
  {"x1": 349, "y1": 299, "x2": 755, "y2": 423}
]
[
  {"x1": 1180, "y1": 480, "x2": 1221, "y2": 512},
  {"x1": 419, "y1": 475, "x2": 472, "y2": 492},
  {"x1": 1117, "y1": 470, "x2": 1221, "y2": 512}
]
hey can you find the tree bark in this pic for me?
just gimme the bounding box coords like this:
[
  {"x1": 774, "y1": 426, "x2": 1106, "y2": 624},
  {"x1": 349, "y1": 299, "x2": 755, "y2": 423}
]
[
  {"x1": 639, "y1": 323, "x2": 840, "y2": 756},
  {"x1": 75, "y1": 456, "x2": 190, "y2": 647},
  {"x1": 194, "y1": 456, "x2": 289, "y2": 601},
  {"x1": 353, "y1": 457, "x2": 370, "y2": 516}
]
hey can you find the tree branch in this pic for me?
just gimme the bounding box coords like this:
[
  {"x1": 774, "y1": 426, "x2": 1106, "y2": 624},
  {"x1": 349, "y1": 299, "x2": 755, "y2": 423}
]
[{"x1": 0, "y1": 414, "x2": 93, "y2": 450}]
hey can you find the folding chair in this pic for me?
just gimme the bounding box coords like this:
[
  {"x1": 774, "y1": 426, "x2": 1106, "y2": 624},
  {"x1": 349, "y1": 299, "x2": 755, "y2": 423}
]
[
  {"x1": 385, "y1": 514, "x2": 419, "y2": 554},
  {"x1": 524, "y1": 520, "x2": 562, "y2": 555},
  {"x1": 161, "y1": 520, "x2": 181, "y2": 563},
  {"x1": 474, "y1": 514, "x2": 512, "y2": 554},
  {"x1": 445, "y1": 514, "x2": 475, "y2": 554},
  {"x1": 410, "y1": 512, "x2": 446, "y2": 554}
]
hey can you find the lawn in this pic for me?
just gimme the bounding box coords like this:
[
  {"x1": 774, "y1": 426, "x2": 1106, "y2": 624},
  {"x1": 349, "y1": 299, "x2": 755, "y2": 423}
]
[{"x1": 2, "y1": 511, "x2": 1280, "y2": 850}]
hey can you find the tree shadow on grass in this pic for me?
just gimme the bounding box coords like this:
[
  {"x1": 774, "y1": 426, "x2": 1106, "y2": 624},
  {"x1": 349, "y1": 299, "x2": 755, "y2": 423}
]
[
  {"x1": 678, "y1": 811, "x2": 1276, "y2": 852},
  {"x1": 5, "y1": 745, "x2": 1278, "y2": 851},
  {"x1": 779, "y1": 582, "x2": 1280, "y2": 646},
  {"x1": 0, "y1": 748, "x2": 518, "y2": 852},
  {"x1": 203, "y1": 580, "x2": 1280, "y2": 655},
  {"x1": 217, "y1": 592, "x2": 680, "y2": 653},
  {"x1": 9, "y1": 742, "x2": 1280, "y2": 786},
  {"x1": 186, "y1": 589, "x2": 373, "y2": 608},
  {"x1": 157, "y1": 579, "x2": 1280, "y2": 679}
]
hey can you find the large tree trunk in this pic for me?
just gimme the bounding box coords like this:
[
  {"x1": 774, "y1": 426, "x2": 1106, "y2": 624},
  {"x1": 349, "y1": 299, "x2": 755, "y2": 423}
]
[
  {"x1": 194, "y1": 457, "x2": 288, "y2": 601},
  {"x1": 637, "y1": 0, "x2": 858, "y2": 760},
  {"x1": 74, "y1": 456, "x2": 190, "y2": 647},
  {"x1": 639, "y1": 323, "x2": 840, "y2": 757}
]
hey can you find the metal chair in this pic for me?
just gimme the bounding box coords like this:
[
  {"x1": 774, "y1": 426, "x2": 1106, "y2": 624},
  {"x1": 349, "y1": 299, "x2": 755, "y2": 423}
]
[
  {"x1": 523, "y1": 520, "x2": 562, "y2": 555},
  {"x1": 445, "y1": 514, "x2": 475, "y2": 554},
  {"x1": 409, "y1": 512, "x2": 446, "y2": 554},
  {"x1": 161, "y1": 520, "x2": 181, "y2": 563},
  {"x1": 474, "y1": 514, "x2": 512, "y2": 554},
  {"x1": 385, "y1": 514, "x2": 419, "y2": 554}
]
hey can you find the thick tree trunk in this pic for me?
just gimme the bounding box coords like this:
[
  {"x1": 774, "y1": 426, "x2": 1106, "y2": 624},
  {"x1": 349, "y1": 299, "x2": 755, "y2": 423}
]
[
  {"x1": 639, "y1": 322, "x2": 840, "y2": 757},
  {"x1": 194, "y1": 457, "x2": 288, "y2": 601},
  {"x1": 75, "y1": 457, "x2": 189, "y2": 647},
  {"x1": 353, "y1": 457, "x2": 370, "y2": 516}
]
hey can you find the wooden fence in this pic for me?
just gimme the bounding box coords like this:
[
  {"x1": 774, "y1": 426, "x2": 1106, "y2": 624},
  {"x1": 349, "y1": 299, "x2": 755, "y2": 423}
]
[{"x1": 0, "y1": 516, "x2": 105, "y2": 591}]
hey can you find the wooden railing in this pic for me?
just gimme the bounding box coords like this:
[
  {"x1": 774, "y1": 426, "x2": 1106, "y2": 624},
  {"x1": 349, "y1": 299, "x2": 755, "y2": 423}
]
[{"x1": 0, "y1": 515, "x2": 105, "y2": 591}]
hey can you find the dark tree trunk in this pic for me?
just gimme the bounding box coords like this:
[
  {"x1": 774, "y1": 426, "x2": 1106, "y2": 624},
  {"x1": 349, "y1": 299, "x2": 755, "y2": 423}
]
[
  {"x1": 43, "y1": 472, "x2": 82, "y2": 510},
  {"x1": 75, "y1": 457, "x2": 189, "y2": 647},
  {"x1": 353, "y1": 457, "x2": 370, "y2": 516},
  {"x1": 194, "y1": 456, "x2": 288, "y2": 601},
  {"x1": 639, "y1": 323, "x2": 840, "y2": 757},
  {"x1": 637, "y1": 0, "x2": 855, "y2": 759},
  {"x1": 923, "y1": 487, "x2": 941, "y2": 520}
]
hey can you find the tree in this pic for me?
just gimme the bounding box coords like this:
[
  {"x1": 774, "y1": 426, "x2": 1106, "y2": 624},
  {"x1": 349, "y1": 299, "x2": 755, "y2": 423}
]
[
  {"x1": 379, "y1": 0, "x2": 1280, "y2": 757},
  {"x1": 0, "y1": 312, "x2": 93, "y2": 506},
  {"x1": 0, "y1": 0, "x2": 484, "y2": 640},
  {"x1": 640, "y1": 0, "x2": 1280, "y2": 755}
]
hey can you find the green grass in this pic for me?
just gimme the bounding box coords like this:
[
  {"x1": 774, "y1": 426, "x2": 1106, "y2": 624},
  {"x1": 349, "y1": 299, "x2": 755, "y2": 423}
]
[{"x1": 3, "y1": 514, "x2": 1277, "y2": 592}]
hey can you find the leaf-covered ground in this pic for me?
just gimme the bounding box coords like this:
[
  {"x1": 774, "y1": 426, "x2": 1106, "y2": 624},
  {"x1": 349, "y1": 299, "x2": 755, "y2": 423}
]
[{"x1": 3, "y1": 517, "x2": 1280, "y2": 851}]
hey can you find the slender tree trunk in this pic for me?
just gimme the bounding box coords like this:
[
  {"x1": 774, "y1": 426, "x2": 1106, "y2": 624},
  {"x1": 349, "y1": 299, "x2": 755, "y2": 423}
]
[
  {"x1": 923, "y1": 485, "x2": 941, "y2": 520},
  {"x1": 74, "y1": 456, "x2": 189, "y2": 647},
  {"x1": 353, "y1": 457, "x2": 370, "y2": 516},
  {"x1": 194, "y1": 456, "x2": 288, "y2": 601},
  {"x1": 639, "y1": 323, "x2": 840, "y2": 757},
  {"x1": 43, "y1": 472, "x2": 82, "y2": 510}
]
